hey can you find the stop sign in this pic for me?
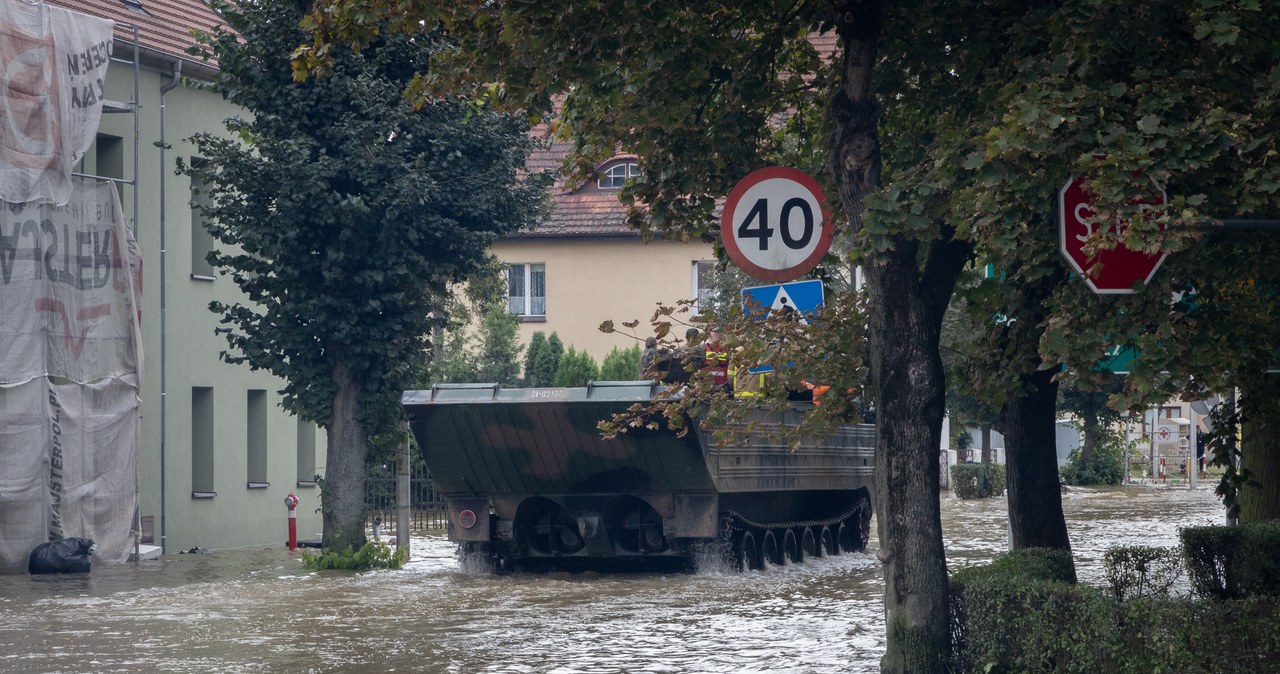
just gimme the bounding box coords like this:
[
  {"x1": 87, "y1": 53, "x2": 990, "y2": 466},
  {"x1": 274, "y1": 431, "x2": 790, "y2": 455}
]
[{"x1": 1058, "y1": 176, "x2": 1168, "y2": 294}]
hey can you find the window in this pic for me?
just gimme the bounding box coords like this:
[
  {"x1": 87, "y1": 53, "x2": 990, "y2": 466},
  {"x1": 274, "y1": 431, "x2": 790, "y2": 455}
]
[
  {"x1": 296, "y1": 418, "x2": 318, "y2": 487},
  {"x1": 190, "y1": 158, "x2": 216, "y2": 279},
  {"x1": 246, "y1": 390, "x2": 268, "y2": 488},
  {"x1": 507, "y1": 263, "x2": 546, "y2": 318},
  {"x1": 94, "y1": 133, "x2": 124, "y2": 202},
  {"x1": 191, "y1": 387, "x2": 215, "y2": 498},
  {"x1": 692, "y1": 260, "x2": 715, "y2": 316},
  {"x1": 597, "y1": 162, "x2": 639, "y2": 189}
]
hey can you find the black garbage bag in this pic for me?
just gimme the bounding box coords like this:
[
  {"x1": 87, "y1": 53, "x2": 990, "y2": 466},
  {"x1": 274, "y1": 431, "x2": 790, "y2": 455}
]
[{"x1": 28, "y1": 537, "x2": 94, "y2": 574}]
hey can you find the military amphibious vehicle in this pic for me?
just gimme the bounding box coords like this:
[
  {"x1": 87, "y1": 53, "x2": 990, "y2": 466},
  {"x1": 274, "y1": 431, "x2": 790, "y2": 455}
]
[{"x1": 402, "y1": 381, "x2": 875, "y2": 572}]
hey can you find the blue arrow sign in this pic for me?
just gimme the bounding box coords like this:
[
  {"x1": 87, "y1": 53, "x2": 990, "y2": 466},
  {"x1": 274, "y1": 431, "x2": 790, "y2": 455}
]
[{"x1": 741, "y1": 279, "x2": 824, "y2": 322}]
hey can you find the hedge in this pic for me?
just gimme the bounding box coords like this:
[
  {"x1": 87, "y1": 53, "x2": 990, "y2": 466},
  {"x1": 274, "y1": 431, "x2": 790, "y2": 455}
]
[
  {"x1": 950, "y1": 462, "x2": 1006, "y2": 499},
  {"x1": 1182, "y1": 521, "x2": 1280, "y2": 600},
  {"x1": 951, "y1": 549, "x2": 1280, "y2": 673}
]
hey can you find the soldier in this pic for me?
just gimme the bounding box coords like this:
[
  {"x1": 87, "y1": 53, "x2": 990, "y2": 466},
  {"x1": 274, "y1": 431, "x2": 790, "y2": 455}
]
[{"x1": 703, "y1": 330, "x2": 730, "y2": 389}]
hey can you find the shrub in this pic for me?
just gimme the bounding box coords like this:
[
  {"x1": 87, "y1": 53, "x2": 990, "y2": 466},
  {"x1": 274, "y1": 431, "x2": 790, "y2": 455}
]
[
  {"x1": 1103, "y1": 545, "x2": 1181, "y2": 600},
  {"x1": 1182, "y1": 521, "x2": 1280, "y2": 600},
  {"x1": 472, "y1": 300, "x2": 523, "y2": 385},
  {"x1": 522, "y1": 331, "x2": 548, "y2": 385},
  {"x1": 302, "y1": 542, "x2": 407, "y2": 571},
  {"x1": 553, "y1": 346, "x2": 599, "y2": 387},
  {"x1": 599, "y1": 344, "x2": 642, "y2": 381},
  {"x1": 950, "y1": 462, "x2": 1005, "y2": 499},
  {"x1": 951, "y1": 550, "x2": 1280, "y2": 673},
  {"x1": 524, "y1": 331, "x2": 563, "y2": 387},
  {"x1": 1059, "y1": 425, "x2": 1126, "y2": 486},
  {"x1": 952, "y1": 547, "x2": 1077, "y2": 586},
  {"x1": 1059, "y1": 448, "x2": 1124, "y2": 485}
]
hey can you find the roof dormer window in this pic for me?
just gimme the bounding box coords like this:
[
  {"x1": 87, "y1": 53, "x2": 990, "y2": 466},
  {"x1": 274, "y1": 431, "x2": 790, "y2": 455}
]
[{"x1": 597, "y1": 161, "x2": 639, "y2": 190}]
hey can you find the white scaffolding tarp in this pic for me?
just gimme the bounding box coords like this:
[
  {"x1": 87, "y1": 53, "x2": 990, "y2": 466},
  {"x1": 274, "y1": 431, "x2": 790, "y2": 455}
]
[
  {"x1": 0, "y1": 1, "x2": 114, "y2": 206},
  {"x1": 0, "y1": 182, "x2": 143, "y2": 571}
]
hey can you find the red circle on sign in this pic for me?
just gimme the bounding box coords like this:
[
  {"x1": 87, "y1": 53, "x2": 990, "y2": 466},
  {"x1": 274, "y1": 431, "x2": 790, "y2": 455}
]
[
  {"x1": 457, "y1": 509, "x2": 477, "y2": 529},
  {"x1": 721, "y1": 167, "x2": 834, "y2": 283}
]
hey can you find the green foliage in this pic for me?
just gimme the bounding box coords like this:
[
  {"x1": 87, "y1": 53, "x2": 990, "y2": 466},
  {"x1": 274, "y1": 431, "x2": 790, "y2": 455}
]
[
  {"x1": 521, "y1": 331, "x2": 548, "y2": 384},
  {"x1": 951, "y1": 548, "x2": 1280, "y2": 673},
  {"x1": 950, "y1": 463, "x2": 1006, "y2": 500},
  {"x1": 523, "y1": 331, "x2": 563, "y2": 387},
  {"x1": 1103, "y1": 546, "x2": 1182, "y2": 601},
  {"x1": 182, "y1": 0, "x2": 547, "y2": 436},
  {"x1": 952, "y1": 548, "x2": 1077, "y2": 587},
  {"x1": 302, "y1": 542, "x2": 407, "y2": 571},
  {"x1": 471, "y1": 300, "x2": 523, "y2": 385},
  {"x1": 952, "y1": 576, "x2": 1280, "y2": 674},
  {"x1": 427, "y1": 262, "x2": 524, "y2": 386},
  {"x1": 599, "y1": 344, "x2": 642, "y2": 381},
  {"x1": 552, "y1": 347, "x2": 598, "y2": 388},
  {"x1": 1182, "y1": 522, "x2": 1280, "y2": 601},
  {"x1": 1060, "y1": 424, "x2": 1126, "y2": 486},
  {"x1": 1059, "y1": 448, "x2": 1123, "y2": 486}
]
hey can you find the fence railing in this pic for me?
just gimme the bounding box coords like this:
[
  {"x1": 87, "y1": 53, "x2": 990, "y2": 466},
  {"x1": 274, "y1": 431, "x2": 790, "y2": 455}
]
[{"x1": 364, "y1": 462, "x2": 448, "y2": 533}]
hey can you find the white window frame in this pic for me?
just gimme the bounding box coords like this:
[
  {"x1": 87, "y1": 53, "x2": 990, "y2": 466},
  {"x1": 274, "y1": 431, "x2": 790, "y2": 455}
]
[
  {"x1": 691, "y1": 260, "x2": 715, "y2": 317},
  {"x1": 597, "y1": 162, "x2": 639, "y2": 189},
  {"x1": 507, "y1": 263, "x2": 546, "y2": 318}
]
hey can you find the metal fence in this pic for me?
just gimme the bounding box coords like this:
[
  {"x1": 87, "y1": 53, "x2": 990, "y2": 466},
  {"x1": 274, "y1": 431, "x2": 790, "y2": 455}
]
[{"x1": 364, "y1": 462, "x2": 448, "y2": 533}]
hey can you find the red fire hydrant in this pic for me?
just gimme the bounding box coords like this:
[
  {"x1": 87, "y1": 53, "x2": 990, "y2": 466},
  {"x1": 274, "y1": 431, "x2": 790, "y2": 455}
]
[{"x1": 284, "y1": 492, "x2": 299, "y2": 551}]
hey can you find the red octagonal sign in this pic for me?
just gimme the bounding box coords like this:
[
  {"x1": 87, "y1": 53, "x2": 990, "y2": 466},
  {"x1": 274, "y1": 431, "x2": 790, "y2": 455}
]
[{"x1": 1058, "y1": 176, "x2": 1168, "y2": 295}]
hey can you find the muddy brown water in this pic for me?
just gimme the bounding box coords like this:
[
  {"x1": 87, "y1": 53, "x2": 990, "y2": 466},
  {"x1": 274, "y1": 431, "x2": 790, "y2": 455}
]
[{"x1": 0, "y1": 485, "x2": 1224, "y2": 673}]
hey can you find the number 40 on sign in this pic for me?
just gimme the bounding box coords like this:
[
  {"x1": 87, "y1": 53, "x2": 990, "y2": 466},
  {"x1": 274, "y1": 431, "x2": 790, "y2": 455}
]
[{"x1": 721, "y1": 167, "x2": 834, "y2": 283}]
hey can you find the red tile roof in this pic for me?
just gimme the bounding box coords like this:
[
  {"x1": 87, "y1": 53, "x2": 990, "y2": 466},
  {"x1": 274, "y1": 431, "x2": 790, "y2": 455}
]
[
  {"x1": 524, "y1": 124, "x2": 637, "y2": 238},
  {"x1": 46, "y1": 0, "x2": 225, "y2": 71}
]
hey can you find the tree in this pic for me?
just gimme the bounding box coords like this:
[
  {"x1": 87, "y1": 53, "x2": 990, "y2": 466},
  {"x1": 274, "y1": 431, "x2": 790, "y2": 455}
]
[
  {"x1": 553, "y1": 347, "x2": 599, "y2": 387},
  {"x1": 184, "y1": 1, "x2": 546, "y2": 549},
  {"x1": 521, "y1": 332, "x2": 549, "y2": 385},
  {"x1": 1023, "y1": 4, "x2": 1280, "y2": 523},
  {"x1": 427, "y1": 261, "x2": 525, "y2": 386},
  {"x1": 523, "y1": 331, "x2": 563, "y2": 387},
  {"x1": 599, "y1": 344, "x2": 643, "y2": 381},
  {"x1": 1060, "y1": 380, "x2": 1125, "y2": 471}
]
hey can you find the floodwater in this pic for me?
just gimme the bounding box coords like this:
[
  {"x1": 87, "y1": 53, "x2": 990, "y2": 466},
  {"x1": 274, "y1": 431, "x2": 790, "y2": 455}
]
[{"x1": 0, "y1": 485, "x2": 1224, "y2": 674}]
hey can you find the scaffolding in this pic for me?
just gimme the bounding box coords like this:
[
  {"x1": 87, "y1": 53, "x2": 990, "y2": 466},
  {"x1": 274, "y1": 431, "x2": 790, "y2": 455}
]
[{"x1": 70, "y1": 19, "x2": 144, "y2": 559}]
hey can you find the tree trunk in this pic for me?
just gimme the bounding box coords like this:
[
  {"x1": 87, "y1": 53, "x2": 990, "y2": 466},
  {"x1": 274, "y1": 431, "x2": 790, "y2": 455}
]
[
  {"x1": 831, "y1": 3, "x2": 970, "y2": 670},
  {"x1": 1001, "y1": 365, "x2": 1074, "y2": 563},
  {"x1": 865, "y1": 253, "x2": 965, "y2": 672},
  {"x1": 1080, "y1": 407, "x2": 1098, "y2": 467},
  {"x1": 322, "y1": 359, "x2": 370, "y2": 549},
  {"x1": 980, "y1": 425, "x2": 992, "y2": 465},
  {"x1": 1238, "y1": 376, "x2": 1280, "y2": 523}
]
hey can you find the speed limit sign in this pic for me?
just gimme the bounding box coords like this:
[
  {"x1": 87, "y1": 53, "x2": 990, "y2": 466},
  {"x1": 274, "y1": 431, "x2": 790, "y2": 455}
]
[{"x1": 721, "y1": 166, "x2": 834, "y2": 282}]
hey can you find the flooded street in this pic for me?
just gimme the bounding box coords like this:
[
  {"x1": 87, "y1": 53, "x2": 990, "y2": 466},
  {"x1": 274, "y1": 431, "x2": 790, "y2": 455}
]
[{"x1": 0, "y1": 485, "x2": 1224, "y2": 673}]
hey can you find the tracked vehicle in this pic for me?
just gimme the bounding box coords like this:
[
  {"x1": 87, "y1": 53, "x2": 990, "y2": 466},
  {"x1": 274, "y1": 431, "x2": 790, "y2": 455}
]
[{"x1": 402, "y1": 381, "x2": 874, "y2": 572}]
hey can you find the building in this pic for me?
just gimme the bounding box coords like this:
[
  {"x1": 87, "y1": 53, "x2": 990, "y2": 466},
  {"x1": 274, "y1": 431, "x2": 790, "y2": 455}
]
[
  {"x1": 494, "y1": 140, "x2": 716, "y2": 362},
  {"x1": 42, "y1": 0, "x2": 326, "y2": 553}
]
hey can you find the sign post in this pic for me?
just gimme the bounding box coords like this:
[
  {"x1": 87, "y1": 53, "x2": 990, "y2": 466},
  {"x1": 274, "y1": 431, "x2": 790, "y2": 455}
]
[
  {"x1": 1058, "y1": 176, "x2": 1168, "y2": 294},
  {"x1": 722, "y1": 167, "x2": 833, "y2": 282}
]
